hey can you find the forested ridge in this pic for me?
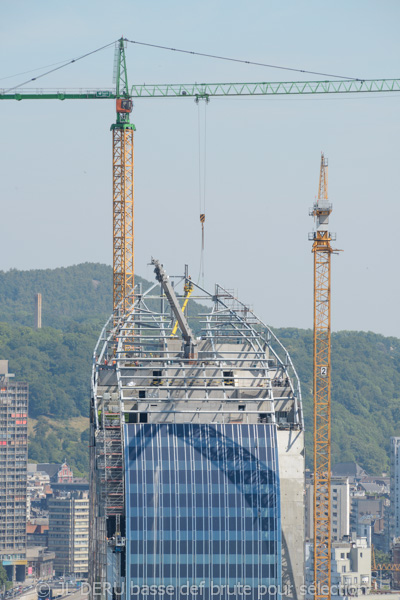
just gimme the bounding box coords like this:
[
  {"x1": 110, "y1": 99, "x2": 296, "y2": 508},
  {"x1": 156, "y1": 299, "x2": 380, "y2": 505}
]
[{"x1": 0, "y1": 263, "x2": 399, "y2": 476}]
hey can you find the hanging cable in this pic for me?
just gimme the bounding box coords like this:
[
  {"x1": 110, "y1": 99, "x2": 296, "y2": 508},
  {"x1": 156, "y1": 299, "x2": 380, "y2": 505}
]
[
  {"x1": 196, "y1": 98, "x2": 208, "y2": 286},
  {"x1": 0, "y1": 56, "x2": 91, "y2": 82},
  {"x1": 201, "y1": 102, "x2": 207, "y2": 283},
  {"x1": 198, "y1": 102, "x2": 202, "y2": 216}
]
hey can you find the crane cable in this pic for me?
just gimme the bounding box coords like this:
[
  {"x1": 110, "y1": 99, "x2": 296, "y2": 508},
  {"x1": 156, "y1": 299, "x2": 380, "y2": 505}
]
[
  {"x1": 126, "y1": 39, "x2": 361, "y2": 81},
  {"x1": 3, "y1": 40, "x2": 117, "y2": 94},
  {"x1": 197, "y1": 99, "x2": 207, "y2": 286}
]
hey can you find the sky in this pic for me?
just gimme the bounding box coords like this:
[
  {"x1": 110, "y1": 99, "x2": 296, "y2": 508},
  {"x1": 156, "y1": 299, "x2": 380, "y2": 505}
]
[{"x1": 1, "y1": 1, "x2": 400, "y2": 337}]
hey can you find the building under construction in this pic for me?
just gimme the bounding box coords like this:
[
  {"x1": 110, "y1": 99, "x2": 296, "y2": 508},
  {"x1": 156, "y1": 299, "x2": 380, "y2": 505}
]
[{"x1": 89, "y1": 259, "x2": 305, "y2": 600}]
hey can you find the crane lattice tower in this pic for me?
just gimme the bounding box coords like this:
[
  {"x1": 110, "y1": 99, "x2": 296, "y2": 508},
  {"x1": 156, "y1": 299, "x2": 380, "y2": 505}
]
[{"x1": 310, "y1": 154, "x2": 334, "y2": 600}]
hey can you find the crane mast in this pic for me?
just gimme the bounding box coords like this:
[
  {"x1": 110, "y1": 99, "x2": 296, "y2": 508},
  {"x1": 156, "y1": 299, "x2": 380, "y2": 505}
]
[
  {"x1": 310, "y1": 154, "x2": 333, "y2": 600},
  {"x1": 112, "y1": 39, "x2": 135, "y2": 316}
]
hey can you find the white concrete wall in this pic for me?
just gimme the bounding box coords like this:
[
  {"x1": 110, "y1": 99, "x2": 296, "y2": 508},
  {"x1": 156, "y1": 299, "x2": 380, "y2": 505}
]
[{"x1": 277, "y1": 429, "x2": 305, "y2": 600}]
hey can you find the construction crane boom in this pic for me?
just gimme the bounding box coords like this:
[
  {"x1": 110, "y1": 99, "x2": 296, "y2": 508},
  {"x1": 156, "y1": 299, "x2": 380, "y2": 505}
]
[
  {"x1": 2, "y1": 78, "x2": 400, "y2": 100},
  {"x1": 1, "y1": 40, "x2": 399, "y2": 320},
  {"x1": 310, "y1": 154, "x2": 334, "y2": 600}
]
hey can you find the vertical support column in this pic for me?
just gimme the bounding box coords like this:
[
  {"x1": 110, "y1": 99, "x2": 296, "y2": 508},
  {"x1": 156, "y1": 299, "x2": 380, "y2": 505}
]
[
  {"x1": 313, "y1": 232, "x2": 332, "y2": 600},
  {"x1": 113, "y1": 127, "x2": 134, "y2": 316},
  {"x1": 310, "y1": 153, "x2": 334, "y2": 600}
]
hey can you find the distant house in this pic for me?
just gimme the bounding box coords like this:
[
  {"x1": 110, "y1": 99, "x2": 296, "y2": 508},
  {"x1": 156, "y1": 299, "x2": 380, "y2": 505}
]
[
  {"x1": 35, "y1": 463, "x2": 61, "y2": 480},
  {"x1": 27, "y1": 522, "x2": 49, "y2": 548},
  {"x1": 332, "y1": 462, "x2": 368, "y2": 483},
  {"x1": 29, "y1": 461, "x2": 88, "y2": 496},
  {"x1": 57, "y1": 461, "x2": 73, "y2": 484},
  {"x1": 358, "y1": 481, "x2": 386, "y2": 496}
]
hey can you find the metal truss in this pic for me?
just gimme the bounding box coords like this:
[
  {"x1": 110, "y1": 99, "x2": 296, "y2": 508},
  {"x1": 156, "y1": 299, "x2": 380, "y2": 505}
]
[
  {"x1": 92, "y1": 272, "x2": 303, "y2": 428},
  {"x1": 113, "y1": 127, "x2": 134, "y2": 315},
  {"x1": 311, "y1": 155, "x2": 333, "y2": 600},
  {"x1": 2, "y1": 77, "x2": 400, "y2": 100}
]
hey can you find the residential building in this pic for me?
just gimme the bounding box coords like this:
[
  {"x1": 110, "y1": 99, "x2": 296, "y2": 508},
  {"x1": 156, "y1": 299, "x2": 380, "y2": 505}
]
[
  {"x1": 26, "y1": 546, "x2": 54, "y2": 580},
  {"x1": 351, "y1": 497, "x2": 384, "y2": 527},
  {"x1": 26, "y1": 521, "x2": 49, "y2": 548},
  {"x1": 332, "y1": 463, "x2": 368, "y2": 484},
  {"x1": 27, "y1": 466, "x2": 51, "y2": 520},
  {"x1": 48, "y1": 491, "x2": 89, "y2": 577},
  {"x1": 390, "y1": 437, "x2": 400, "y2": 541},
  {"x1": 331, "y1": 536, "x2": 371, "y2": 596},
  {"x1": 392, "y1": 539, "x2": 400, "y2": 590},
  {"x1": 306, "y1": 477, "x2": 350, "y2": 542},
  {"x1": 34, "y1": 461, "x2": 73, "y2": 484},
  {"x1": 306, "y1": 535, "x2": 371, "y2": 597},
  {"x1": 0, "y1": 360, "x2": 28, "y2": 582}
]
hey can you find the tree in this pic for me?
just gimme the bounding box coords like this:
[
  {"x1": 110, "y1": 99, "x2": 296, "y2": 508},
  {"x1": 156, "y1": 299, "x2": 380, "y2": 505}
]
[{"x1": 0, "y1": 563, "x2": 9, "y2": 591}]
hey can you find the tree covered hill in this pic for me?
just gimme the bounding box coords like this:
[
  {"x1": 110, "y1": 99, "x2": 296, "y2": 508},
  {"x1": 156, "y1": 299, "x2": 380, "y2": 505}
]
[
  {"x1": 0, "y1": 263, "x2": 113, "y2": 329},
  {"x1": 275, "y1": 328, "x2": 400, "y2": 474},
  {"x1": 0, "y1": 262, "x2": 205, "y2": 333},
  {"x1": 0, "y1": 264, "x2": 399, "y2": 475}
]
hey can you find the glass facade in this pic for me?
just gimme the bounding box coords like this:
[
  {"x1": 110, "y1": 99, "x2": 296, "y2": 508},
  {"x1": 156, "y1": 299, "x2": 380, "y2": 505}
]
[{"x1": 124, "y1": 423, "x2": 281, "y2": 600}]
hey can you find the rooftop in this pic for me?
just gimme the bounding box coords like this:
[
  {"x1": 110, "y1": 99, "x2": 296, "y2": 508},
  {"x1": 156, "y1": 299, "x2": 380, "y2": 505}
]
[{"x1": 92, "y1": 265, "x2": 303, "y2": 429}]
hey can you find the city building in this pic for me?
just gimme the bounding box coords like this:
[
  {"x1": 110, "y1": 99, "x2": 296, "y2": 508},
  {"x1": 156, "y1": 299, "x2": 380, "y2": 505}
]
[
  {"x1": 306, "y1": 477, "x2": 350, "y2": 542},
  {"x1": 0, "y1": 360, "x2": 28, "y2": 582},
  {"x1": 90, "y1": 264, "x2": 305, "y2": 600},
  {"x1": 26, "y1": 521, "x2": 49, "y2": 548},
  {"x1": 28, "y1": 461, "x2": 88, "y2": 500},
  {"x1": 27, "y1": 466, "x2": 51, "y2": 520},
  {"x1": 26, "y1": 546, "x2": 54, "y2": 580},
  {"x1": 306, "y1": 535, "x2": 371, "y2": 597},
  {"x1": 351, "y1": 497, "x2": 386, "y2": 538},
  {"x1": 331, "y1": 536, "x2": 371, "y2": 596},
  {"x1": 392, "y1": 539, "x2": 400, "y2": 590},
  {"x1": 332, "y1": 463, "x2": 367, "y2": 484},
  {"x1": 390, "y1": 437, "x2": 400, "y2": 542},
  {"x1": 48, "y1": 491, "x2": 89, "y2": 577},
  {"x1": 34, "y1": 461, "x2": 73, "y2": 484}
]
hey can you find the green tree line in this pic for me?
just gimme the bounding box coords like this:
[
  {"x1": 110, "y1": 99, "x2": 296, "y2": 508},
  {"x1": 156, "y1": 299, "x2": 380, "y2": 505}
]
[{"x1": 0, "y1": 264, "x2": 399, "y2": 475}]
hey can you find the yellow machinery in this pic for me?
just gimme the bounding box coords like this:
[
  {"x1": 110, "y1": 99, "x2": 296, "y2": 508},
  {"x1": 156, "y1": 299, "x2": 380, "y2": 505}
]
[
  {"x1": 310, "y1": 154, "x2": 334, "y2": 600},
  {"x1": 171, "y1": 278, "x2": 194, "y2": 336}
]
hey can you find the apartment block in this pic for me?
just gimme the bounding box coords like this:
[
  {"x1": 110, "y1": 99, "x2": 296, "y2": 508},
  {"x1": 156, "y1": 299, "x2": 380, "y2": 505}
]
[
  {"x1": 331, "y1": 536, "x2": 371, "y2": 594},
  {"x1": 0, "y1": 360, "x2": 28, "y2": 582},
  {"x1": 48, "y1": 492, "x2": 89, "y2": 577},
  {"x1": 306, "y1": 476, "x2": 350, "y2": 542},
  {"x1": 306, "y1": 535, "x2": 371, "y2": 597},
  {"x1": 390, "y1": 437, "x2": 400, "y2": 542}
]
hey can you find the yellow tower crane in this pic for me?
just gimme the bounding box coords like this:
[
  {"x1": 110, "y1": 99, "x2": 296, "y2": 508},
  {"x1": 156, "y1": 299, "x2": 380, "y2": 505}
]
[{"x1": 310, "y1": 154, "x2": 334, "y2": 600}]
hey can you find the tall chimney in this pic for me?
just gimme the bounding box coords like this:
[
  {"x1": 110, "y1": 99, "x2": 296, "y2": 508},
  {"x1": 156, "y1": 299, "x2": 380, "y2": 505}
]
[{"x1": 35, "y1": 293, "x2": 42, "y2": 329}]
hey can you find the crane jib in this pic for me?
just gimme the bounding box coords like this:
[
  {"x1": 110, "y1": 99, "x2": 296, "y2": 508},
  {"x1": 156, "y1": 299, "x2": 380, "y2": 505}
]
[{"x1": 1, "y1": 78, "x2": 400, "y2": 100}]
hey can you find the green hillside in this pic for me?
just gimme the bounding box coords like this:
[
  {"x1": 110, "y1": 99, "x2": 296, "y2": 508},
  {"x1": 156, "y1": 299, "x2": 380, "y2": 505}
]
[
  {"x1": 0, "y1": 263, "x2": 112, "y2": 330},
  {"x1": 275, "y1": 328, "x2": 400, "y2": 475},
  {"x1": 0, "y1": 264, "x2": 399, "y2": 476}
]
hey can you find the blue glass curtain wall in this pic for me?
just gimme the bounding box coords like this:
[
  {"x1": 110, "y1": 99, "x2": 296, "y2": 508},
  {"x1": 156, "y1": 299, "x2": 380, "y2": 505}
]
[{"x1": 124, "y1": 423, "x2": 281, "y2": 600}]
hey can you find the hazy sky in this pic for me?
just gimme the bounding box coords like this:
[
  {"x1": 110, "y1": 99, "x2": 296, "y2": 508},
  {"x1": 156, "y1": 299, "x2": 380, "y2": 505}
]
[{"x1": 1, "y1": 1, "x2": 400, "y2": 337}]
